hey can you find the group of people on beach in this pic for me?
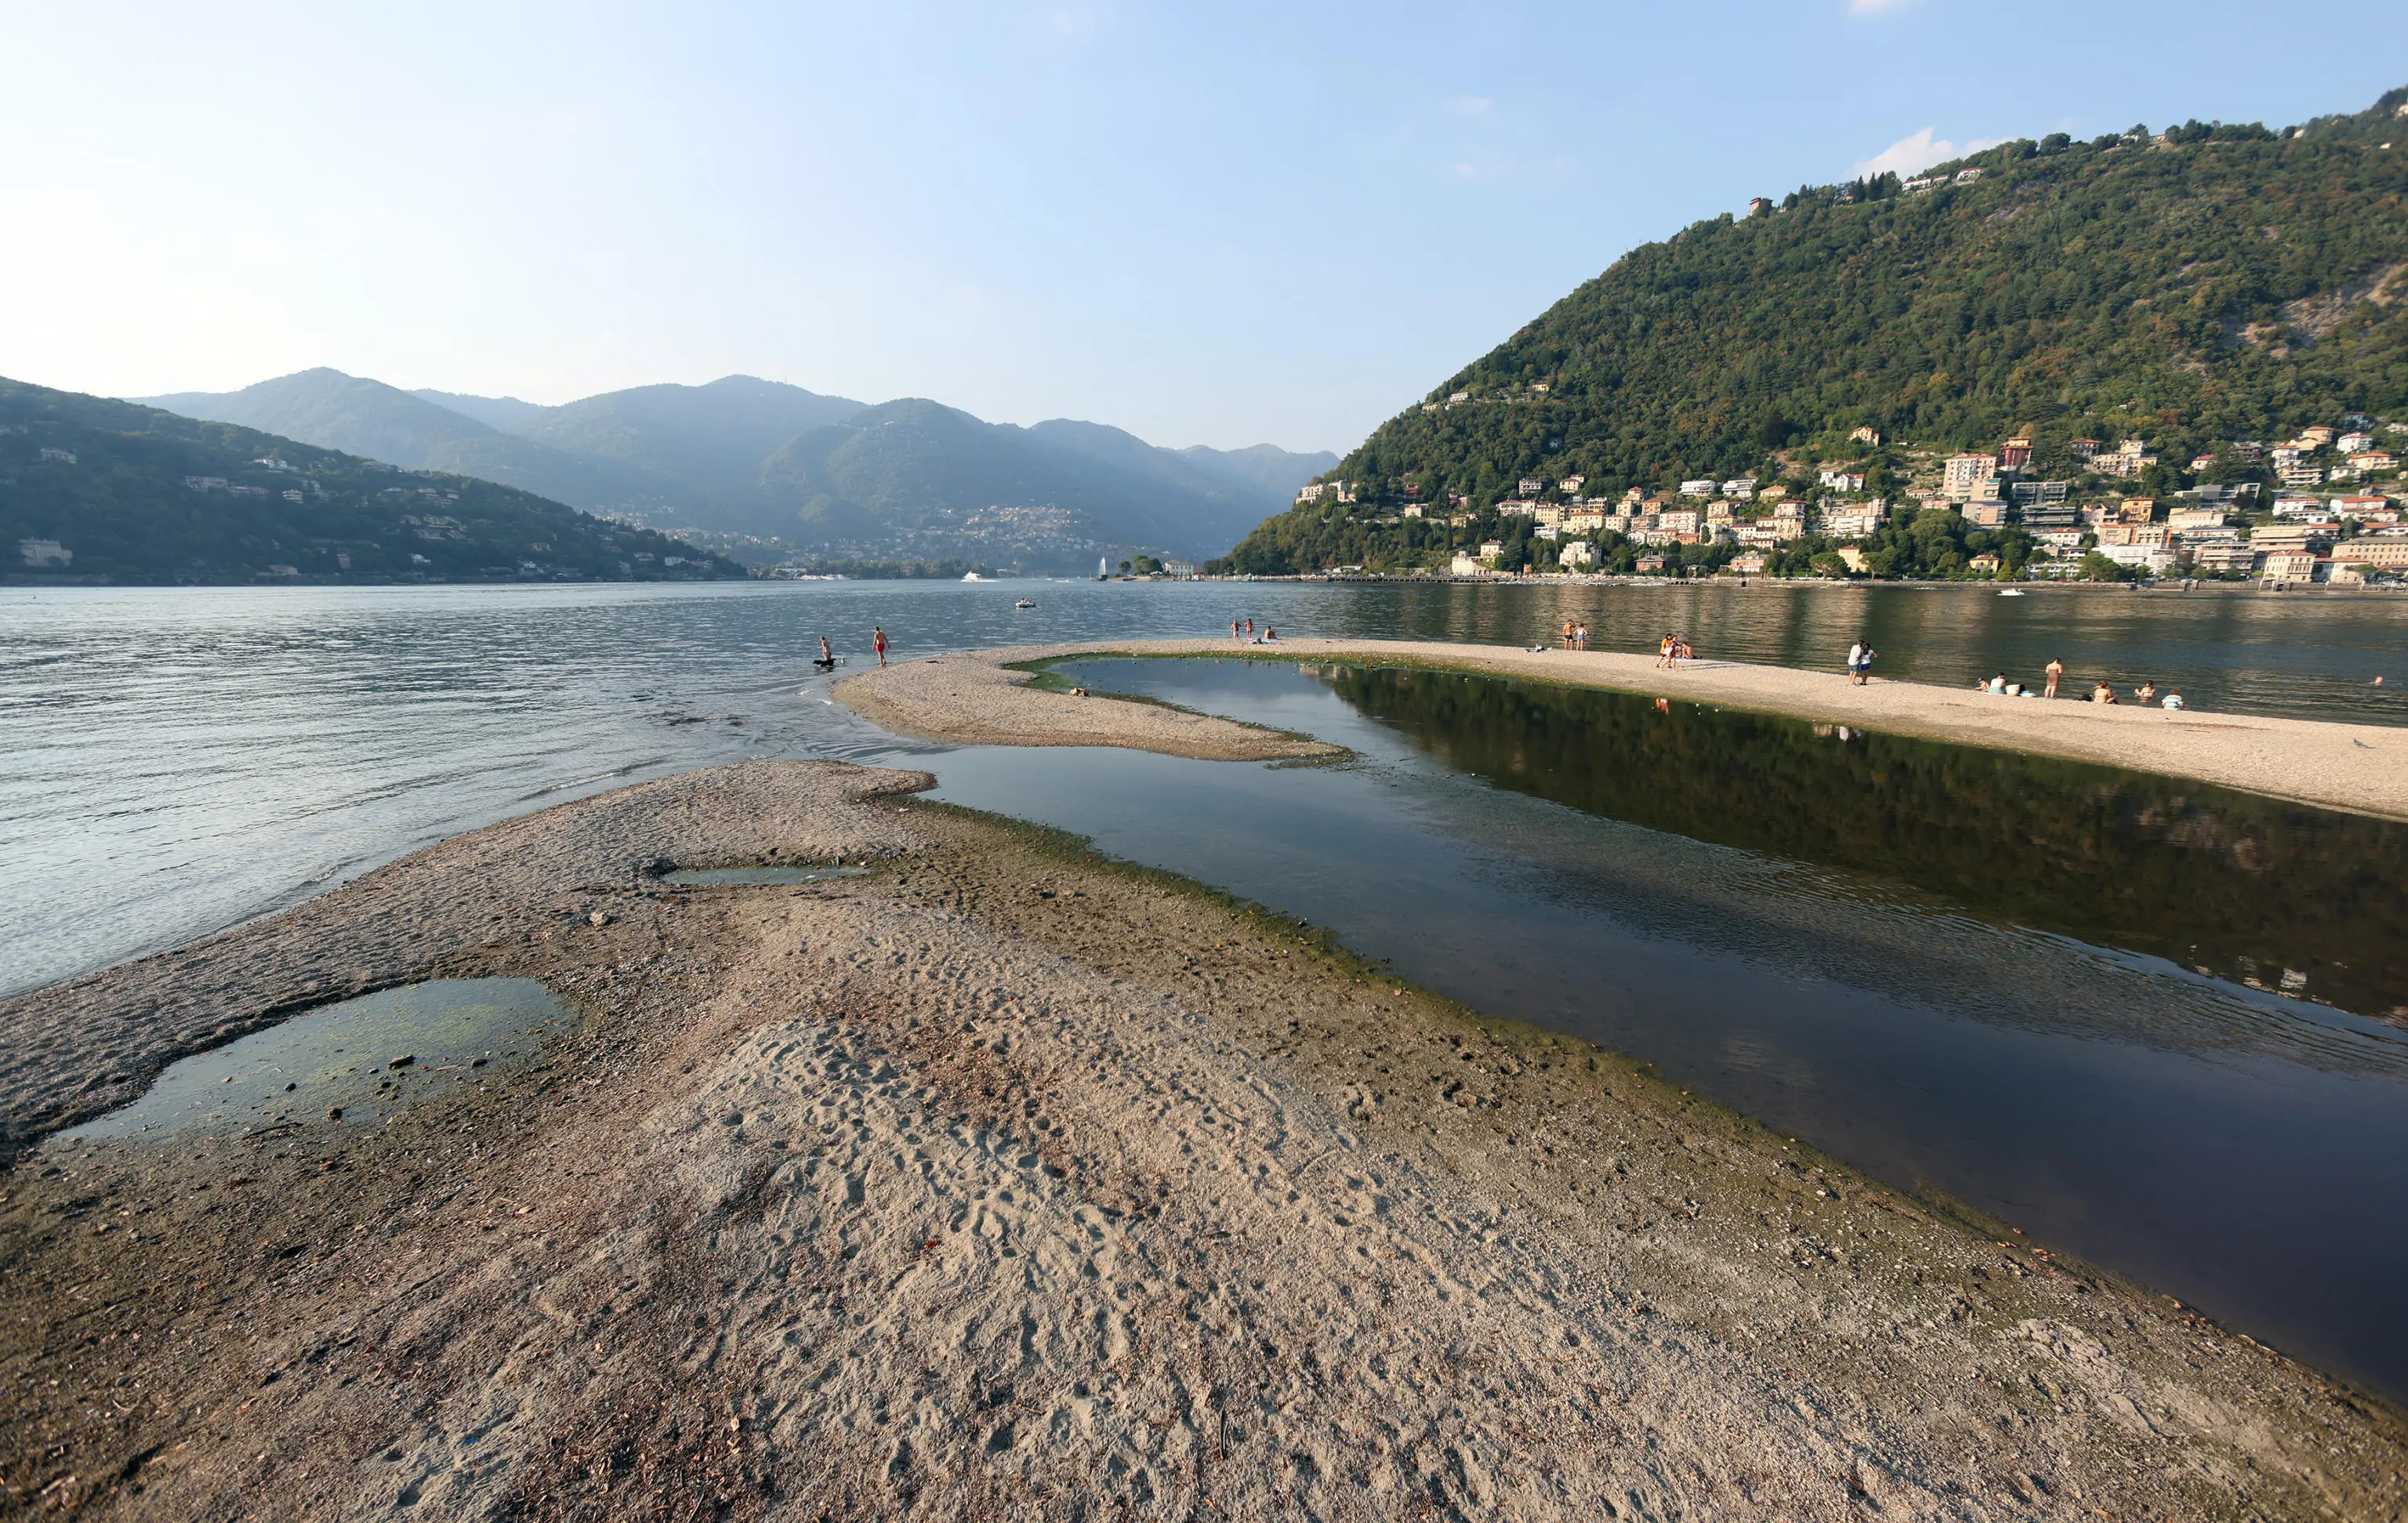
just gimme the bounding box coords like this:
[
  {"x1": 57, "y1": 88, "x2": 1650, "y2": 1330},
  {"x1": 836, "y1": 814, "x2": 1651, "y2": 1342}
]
[
  {"x1": 1558, "y1": 620, "x2": 1592, "y2": 649},
  {"x1": 1975, "y1": 657, "x2": 2183, "y2": 708},
  {"x1": 1228, "y1": 618, "x2": 1279, "y2": 644},
  {"x1": 1655, "y1": 633, "x2": 1692, "y2": 669}
]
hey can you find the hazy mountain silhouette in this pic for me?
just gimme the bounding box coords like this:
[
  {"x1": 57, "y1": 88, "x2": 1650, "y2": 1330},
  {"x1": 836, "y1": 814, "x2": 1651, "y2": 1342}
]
[{"x1": 139, "y1": 368, "x2": 1331, "y2": 567}]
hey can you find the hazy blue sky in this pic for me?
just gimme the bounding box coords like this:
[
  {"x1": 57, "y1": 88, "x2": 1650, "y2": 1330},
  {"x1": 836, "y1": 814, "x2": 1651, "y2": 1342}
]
[{"x1": 5, "y1": 2, "x2": 2403, "y2": 451}]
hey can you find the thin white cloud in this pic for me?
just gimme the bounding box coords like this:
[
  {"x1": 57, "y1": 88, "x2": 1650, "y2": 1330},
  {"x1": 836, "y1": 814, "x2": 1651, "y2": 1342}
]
[
  {"x1": 1849, "y1": 0, "x2": 1914, "y2": 13},
  {"x1": 1853, "y1": 126, "x2": 2006, "y2": 179}
]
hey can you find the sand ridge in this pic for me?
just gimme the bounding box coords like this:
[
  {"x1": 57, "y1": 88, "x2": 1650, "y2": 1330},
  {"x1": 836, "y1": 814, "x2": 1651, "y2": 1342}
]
[
  {"x1": 838, "y1": 637, "x2": 2408, "y2": 819},
  {"x1": 4, "y1": 763, "x2": 2404, "y2": 1518}
]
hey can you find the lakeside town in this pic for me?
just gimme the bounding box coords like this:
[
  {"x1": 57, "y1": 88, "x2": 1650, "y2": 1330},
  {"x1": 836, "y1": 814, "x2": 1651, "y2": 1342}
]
[{"x1": 1282, "y1": 412, "x2": 2408, "y2": 586}]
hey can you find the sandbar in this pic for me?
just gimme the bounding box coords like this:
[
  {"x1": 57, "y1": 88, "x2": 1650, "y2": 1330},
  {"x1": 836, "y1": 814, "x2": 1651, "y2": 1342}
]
[
  {"x1": 4, "y1": 760, "x2": 2403, "y2": 1517},
  {"x1": 841, "y1": 638, "x2": 2408, "y2": 820}
]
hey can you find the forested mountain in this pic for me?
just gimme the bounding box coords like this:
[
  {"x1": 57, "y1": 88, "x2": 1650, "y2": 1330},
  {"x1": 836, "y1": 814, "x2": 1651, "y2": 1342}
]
[
  {"x1": 409, "y1": 388, "x2": 546, "y2": 430},
  {"x1": 755, "y1": 400, "x2": 1275, "y2": 569},
  {"x1": 2, "y1": 378, "x2": 738, "y2": 585},
  {"x1": 1226, "y1": 86, "x2": 2408, "y2": 575},
  {"x1": 490, "y1": 376, "x2": 866, "y2": 492},
  {"x1": 138, "y1": 369, "x2": 681, "y2": 513},
  {"x1": 140, "y1": 372, "x2": 1324, "y2": 570}
]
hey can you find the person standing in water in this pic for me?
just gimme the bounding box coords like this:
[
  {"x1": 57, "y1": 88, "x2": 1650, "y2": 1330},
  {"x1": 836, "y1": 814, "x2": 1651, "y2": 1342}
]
[
  {"x1": 814, "y1": 635, "x2": 835, "y2": 672},
  {"x1": 2044, "y1": 658, "x2": 2064, "y2": 699},
  {"x1": 873, "y1": 626, "x2": 888, "y2": 668}
]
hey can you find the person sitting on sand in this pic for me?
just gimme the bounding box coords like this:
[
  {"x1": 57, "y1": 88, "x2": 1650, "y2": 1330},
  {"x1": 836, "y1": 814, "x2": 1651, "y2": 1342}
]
[
  {"x1": 2161, "y1": 689, "x2": 2185, "y2": 710},
  {"x1": 2092, "y1": 681, "x2": 2116, "y2": 704},
  {"x1": 1261, "y1": 629, "x2": 1280, "y2": 643},
  {"x1": 1987, "y1": 673, "x2": 2007, "y2": 694}
]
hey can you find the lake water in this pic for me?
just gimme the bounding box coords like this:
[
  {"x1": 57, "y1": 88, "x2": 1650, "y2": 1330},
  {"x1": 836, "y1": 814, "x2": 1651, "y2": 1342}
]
[
  {"x1": 930, "y1": 657, "x2": 2408, "y2": 1402},
  {"x1": 8, "y1": 580, "x2": 2408, "y2": 1394},
  {"x1": 7, "y1": 578, "x2": 2406, "y2": 1002}
]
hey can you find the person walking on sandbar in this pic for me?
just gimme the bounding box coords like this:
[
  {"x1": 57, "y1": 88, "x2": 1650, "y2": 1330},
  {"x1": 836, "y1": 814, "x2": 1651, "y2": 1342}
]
[{"x1": 873, "y1": 625, "x2": 888, "y2": 668}]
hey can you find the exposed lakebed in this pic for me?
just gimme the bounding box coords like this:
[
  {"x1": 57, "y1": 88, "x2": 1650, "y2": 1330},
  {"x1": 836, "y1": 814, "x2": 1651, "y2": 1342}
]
[
  {"x1": 56, "y1": 977, "x2": 570, "y2": 1143},
  {"x1": 914, "y1": 657, "x2": 2408, "y2": 1399}
]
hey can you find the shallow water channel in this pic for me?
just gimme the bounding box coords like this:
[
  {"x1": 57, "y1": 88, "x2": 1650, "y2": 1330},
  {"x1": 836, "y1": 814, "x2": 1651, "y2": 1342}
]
[{"x1": 916, "y1": 657, "x2": 2408, "y2": 1401}]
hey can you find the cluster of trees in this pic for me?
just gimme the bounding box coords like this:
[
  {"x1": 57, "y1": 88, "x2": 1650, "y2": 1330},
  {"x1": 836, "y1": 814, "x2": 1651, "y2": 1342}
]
[
  {"x1": 1223, "y1": 88, "x2": 2407, "y2": 574},
  {"x1": 1, "y1": 379, "x2": 738, "y2": 584},
  {"x1": 1217, "y1": 495, "x2": 2031, "y2": 580}
]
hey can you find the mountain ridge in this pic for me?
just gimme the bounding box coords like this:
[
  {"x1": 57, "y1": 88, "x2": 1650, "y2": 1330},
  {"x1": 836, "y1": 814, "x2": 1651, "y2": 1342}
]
[
  {"x1": 139, "y1": 371, "x2": 1330, "y2": 569},
  {"x1": 2, "y1": 376, "x2": 739, "y2": 585}
]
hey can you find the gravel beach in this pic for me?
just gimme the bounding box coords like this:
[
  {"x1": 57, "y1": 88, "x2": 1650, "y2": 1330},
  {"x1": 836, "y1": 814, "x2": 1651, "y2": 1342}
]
[
  {"x1": 6, "y1": 757, "x2": 2406, "y2": 1519},
  {"x1": 840, "y1": 638, "x2": 2408, "y2": 819}
]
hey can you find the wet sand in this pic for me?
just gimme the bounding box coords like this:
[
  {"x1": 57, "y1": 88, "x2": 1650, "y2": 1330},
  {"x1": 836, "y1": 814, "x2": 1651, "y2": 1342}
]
[
  {"x1": 5, "y1": 760, "x2": 2406, "y2": 1518},
  {"x1": 840, "y1": 639, "x2": 2408, "y2": 819}
]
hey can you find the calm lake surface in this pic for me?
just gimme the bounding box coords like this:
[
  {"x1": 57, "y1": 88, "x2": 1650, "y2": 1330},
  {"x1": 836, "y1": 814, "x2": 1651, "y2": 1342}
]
[
  {"x1": 8, "y1": 580, "x2": 2408, "y2": 1394},
  {"x1": 7, "y1": 578, "x2": 2406, "y2": 999},
  {"x1": 931, "y1": 657, "x2": 2408, "y2": 1401}
]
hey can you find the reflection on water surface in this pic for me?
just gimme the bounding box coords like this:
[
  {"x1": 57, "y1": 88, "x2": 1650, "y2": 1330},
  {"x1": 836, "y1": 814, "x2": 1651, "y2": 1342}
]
[
  {"x1": 919, "y1": 657, "x2": 2408, "y2": 1401},
  {"x1": 1303, "y1": 662, "x2": 2408, "y2": 1019}
]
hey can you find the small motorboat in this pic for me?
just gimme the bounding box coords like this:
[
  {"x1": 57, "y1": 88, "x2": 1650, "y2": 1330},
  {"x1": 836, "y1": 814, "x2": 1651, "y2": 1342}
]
[
  {"x1": 1014, "y1": 597, "x2": 1036, "y2": 609},
  {"x1": 1997, "y1": 589, "x2": 2025, "y2": 597}
]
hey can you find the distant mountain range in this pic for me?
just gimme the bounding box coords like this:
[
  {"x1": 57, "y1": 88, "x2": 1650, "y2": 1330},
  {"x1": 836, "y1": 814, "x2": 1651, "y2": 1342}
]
[
  {"x1": 136, "y1": 370, "x2": 1334, "y2": 571},
  {"x1": 2, "y1": 378, "x2": 739, "y2": 585}
]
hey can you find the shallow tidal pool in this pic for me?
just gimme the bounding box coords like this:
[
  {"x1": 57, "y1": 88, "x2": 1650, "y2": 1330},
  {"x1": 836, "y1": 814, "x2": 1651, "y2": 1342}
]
[{"x1": 56, "y1": 977, "x2": 571, "y2": 1143}]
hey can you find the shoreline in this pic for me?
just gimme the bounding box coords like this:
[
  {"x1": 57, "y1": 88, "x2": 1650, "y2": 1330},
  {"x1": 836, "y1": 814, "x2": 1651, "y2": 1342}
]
[
  {"x1": 840, "y1": 637, "x2": 2408, "y2": 820},
  {"x1": 5, "y1": 762, "x2": 2406, "y2": 1515}
]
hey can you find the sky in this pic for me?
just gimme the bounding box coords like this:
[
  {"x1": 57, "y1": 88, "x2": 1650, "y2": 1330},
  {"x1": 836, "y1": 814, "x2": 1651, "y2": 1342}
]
[{"x1": 5, "y1": 2, "x2": 2403, "y2": 454}]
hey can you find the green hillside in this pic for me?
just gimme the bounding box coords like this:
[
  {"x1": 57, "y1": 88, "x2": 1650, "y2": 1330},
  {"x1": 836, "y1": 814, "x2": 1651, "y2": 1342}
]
[
  {"x1": 140, "y1": 368, "x2": 677, "y2": 514},
  {"x1": 0, "y1": 378, "x2": 740, "y2": 584},
  {"x1": 1226, "y1": 88, "x2": 2408, "y2": 575}
]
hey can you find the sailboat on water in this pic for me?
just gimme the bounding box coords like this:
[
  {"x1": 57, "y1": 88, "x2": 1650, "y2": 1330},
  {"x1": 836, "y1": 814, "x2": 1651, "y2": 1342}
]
[{"x1": 1097, "y1": 557, "x2": 1109, "y2": 580}]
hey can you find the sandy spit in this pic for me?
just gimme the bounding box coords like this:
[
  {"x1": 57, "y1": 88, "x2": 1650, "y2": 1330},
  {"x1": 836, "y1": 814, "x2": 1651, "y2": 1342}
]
[
  {"x1": 4, "y1": 760, "x2": 2404, "y2": 1520},
  {"x1": 840, "y1": 638, "x2": 2408, "y2": 819},
  {"x1": 835, "y1": 649, "x2": 1337, "y2": 762}
]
